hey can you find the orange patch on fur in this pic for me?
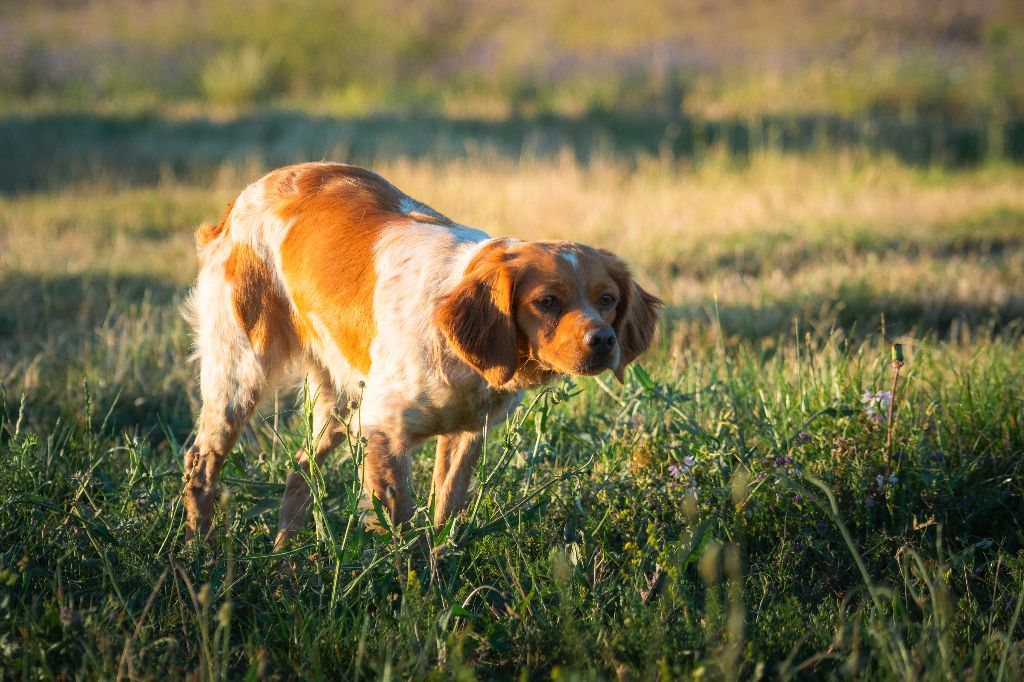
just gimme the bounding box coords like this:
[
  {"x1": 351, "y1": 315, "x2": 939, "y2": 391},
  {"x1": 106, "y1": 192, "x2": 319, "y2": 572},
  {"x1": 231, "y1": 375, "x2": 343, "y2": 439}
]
[
  {"x1": 225, "y1": 243, "x2": 299, "y2": 357},
  {"x1": 277, "y1": 164, "x2": 438, "y2": 375},
  {"x1": 436, "y1": 241, "x2": 521, "y2": 387}
]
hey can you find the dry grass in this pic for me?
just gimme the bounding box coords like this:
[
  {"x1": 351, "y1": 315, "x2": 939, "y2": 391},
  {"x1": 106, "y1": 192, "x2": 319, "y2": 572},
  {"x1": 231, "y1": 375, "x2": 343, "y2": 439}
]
[{"x1": 3, "y1": 150, "x2": 1021, "y2": 342}]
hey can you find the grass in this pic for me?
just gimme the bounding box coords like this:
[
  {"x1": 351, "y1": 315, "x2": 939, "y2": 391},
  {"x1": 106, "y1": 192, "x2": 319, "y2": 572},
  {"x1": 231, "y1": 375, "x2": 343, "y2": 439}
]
[{"x1": 1, "y1": 142, "x2": 1023, "y2": 678}]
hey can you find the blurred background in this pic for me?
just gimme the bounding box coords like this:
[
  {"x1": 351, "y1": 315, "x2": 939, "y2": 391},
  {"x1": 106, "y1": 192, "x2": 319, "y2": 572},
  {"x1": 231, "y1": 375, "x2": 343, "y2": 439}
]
[
  {"x1": 4, "y1": 0, "x2": 1024, "y2": 121},
  {"x1": 3, "y1": 0, "x2": 1024, "y2": 186}
]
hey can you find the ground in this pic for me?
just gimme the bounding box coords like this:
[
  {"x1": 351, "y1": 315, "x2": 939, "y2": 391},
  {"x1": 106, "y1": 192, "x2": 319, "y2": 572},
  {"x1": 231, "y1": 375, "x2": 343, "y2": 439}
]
[{"x1": 1, "y1": 125, "x2": 1023, "y2": 678}]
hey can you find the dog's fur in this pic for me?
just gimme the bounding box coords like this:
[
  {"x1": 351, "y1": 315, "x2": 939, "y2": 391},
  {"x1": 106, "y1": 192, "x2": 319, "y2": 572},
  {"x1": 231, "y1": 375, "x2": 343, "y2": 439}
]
[{"x1": 182, "y1": 162, "x2": 661, "y2": 548}]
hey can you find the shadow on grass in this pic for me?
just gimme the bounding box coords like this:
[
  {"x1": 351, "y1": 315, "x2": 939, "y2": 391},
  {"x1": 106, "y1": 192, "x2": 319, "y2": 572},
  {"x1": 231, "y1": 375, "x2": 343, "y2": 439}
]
[
  {"x1": 666, "y1": 284, "x2": 1024, "y2": 345},
  {"x1": 0, "y1": 271, "x2": 193, "y2": 441},
  {"x1": 2, "y1": 109, "x2": 1022, "y2": 192},
  {"x1": 0, "y1": 270, "x2": 182, "y2": 340},
  {"x1": 652, "y1": 214, "x2": 1024, "y2": 280}
]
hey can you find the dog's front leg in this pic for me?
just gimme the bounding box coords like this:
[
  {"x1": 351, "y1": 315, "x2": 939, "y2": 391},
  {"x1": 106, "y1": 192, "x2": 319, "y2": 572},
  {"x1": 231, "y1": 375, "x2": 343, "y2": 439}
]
[
  {"x1": 361, "y1": 430, "x2": 415, "y2": 532},
  {"x1": 432, "y1": 432, "x2": 482, "y2": 529}
]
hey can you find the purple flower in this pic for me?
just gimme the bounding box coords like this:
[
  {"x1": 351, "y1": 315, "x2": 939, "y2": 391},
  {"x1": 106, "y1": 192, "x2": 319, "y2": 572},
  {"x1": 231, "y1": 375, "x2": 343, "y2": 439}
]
[
  {"x1": 872, "y1": 473, "x2": 898, "y2": 489},
  {"x1": 757, "y1": 471, "x2": 768, "y2": 481},
  {"x1": 668, "y1": 456, "x2": 696, "y2": 480},
  {"x1": 793, "y1": 432, "x2": 812, "y2": 446},
  {"x1": 861, "y1": 390, "x2": 893, "y2": 421},
  {"x1": 792, "y1": 494, "x2": 803, "y2": 505}
]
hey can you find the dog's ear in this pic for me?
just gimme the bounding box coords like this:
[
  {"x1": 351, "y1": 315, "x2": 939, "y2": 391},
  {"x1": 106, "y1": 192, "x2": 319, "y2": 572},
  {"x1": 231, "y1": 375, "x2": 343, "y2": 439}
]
[
  {"x1": 601, "y1": 250, "x2": 662, "y2": 383},
  {"x1": 436, "y1": 244, "x2": 520, "y2": 387}
]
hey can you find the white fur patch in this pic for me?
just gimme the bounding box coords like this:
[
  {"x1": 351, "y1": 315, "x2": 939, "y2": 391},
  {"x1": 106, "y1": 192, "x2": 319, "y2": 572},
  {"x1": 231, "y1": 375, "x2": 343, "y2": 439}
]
[
  {"x1": 361, "y1": 221, "x2": 509, "y2": 444},
  {"x1": 304, "y1": 313, "x2": 366, "y2": 393}
]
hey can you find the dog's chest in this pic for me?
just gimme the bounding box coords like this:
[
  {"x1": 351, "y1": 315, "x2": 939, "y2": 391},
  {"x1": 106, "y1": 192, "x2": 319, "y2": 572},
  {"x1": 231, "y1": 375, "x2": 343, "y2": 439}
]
[{"x1": 406, "y1": 379, "x2": 521, "y2": 438}]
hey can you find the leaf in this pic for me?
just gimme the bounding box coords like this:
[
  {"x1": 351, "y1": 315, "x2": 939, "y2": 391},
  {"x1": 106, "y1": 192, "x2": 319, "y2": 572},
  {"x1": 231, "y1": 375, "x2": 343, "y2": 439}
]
[
  {"x1": 239, "y1": 498, "x2": 280, "y2": 520},
  {"x1": 13, "y1": 494, "x2": 120, "y2": 544},
  {"x1": 14, "y1": 493, "x2": 63, "y2": 513},
  {"x1": 468, "y1": 497, "x2": 548, "y2": 540},
  {"x1": 434, "y1": 513, "x2": 455, "y2": 545},
  {"x1": 438, "y1": 603, "x2": 476, "y2": 631},
  {"x1": 631, "y1": 363, "x2": 657, "y2": 391},
  {"x1": 514, "y1": 585, "x2": 536, "y2": 615},
  {"x1": 370, "y1": 494, "x2": 392, "y2": 542},
  {"x1": 680, "y1": 518, "x2": 716, "y2": 570},
  {"x1": 449, "y1": 605, "x2": 474, "y2": 618}
]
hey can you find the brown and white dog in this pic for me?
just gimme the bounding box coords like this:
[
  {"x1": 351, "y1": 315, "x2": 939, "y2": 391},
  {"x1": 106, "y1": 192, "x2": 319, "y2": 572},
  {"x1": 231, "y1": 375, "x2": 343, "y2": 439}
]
[{"x1": 182, "y1": 162, "x2": 661, "y2": 549}]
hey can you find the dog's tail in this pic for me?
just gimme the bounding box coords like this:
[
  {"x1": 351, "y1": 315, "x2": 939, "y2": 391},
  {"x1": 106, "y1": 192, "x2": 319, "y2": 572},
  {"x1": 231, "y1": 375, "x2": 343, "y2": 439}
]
[{"x1": 196, "y1": 198, "x2": 236, "y2": 250}]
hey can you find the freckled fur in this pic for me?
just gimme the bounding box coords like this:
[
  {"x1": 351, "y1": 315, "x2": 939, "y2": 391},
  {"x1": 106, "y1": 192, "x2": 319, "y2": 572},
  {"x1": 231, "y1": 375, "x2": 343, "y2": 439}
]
[{"x1": 182, "y1": 162, "x2": 661, "y2": 544}]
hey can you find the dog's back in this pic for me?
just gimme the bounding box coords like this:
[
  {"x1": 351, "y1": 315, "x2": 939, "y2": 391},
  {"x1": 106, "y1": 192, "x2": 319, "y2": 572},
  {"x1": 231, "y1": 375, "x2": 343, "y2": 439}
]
[{"x1": 188, "y1": 162, "x2": 470, "y2": 382}]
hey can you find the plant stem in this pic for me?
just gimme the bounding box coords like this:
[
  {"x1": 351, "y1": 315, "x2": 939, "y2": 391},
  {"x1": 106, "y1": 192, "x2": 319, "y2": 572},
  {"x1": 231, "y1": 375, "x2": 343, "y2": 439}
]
[{"x1": 885, "y1": 345, "x2": 905, "y2": 470}]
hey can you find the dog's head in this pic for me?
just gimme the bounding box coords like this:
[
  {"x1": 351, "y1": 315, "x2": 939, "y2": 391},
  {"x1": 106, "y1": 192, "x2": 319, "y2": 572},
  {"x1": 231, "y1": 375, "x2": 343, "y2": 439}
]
[{"x1": 436, "y1": 239, "x2": 662, "y2": 388}]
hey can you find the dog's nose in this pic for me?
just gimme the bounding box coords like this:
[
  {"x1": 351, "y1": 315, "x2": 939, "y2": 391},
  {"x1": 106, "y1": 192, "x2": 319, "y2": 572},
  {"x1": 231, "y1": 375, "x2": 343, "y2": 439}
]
[{"x1": 583, "y1": 326, "x2": 616, "y2": 353}]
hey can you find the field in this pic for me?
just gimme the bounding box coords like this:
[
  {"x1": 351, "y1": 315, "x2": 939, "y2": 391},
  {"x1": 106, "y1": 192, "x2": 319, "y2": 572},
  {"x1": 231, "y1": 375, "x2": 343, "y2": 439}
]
[
  {"x1": 2, "y1": 129, "x2": 1023, "y2": 678},
  {"x1": 2, "y1": 1, "x2": 1024, "y2": 679}
]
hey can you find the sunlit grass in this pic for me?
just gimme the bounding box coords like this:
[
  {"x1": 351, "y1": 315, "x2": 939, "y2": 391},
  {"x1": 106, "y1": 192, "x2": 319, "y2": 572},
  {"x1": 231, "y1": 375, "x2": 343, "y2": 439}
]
[{"x1": 1, "y1": 149, "x2": 1022, "y2": 678}]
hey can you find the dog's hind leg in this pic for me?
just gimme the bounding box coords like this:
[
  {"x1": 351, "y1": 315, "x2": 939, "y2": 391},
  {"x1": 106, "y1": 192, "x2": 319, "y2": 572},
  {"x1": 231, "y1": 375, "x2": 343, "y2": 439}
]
[
  {"x1": 182, "y1": 342, "x2": 269, "y2": 542},
  {"x1": 273, "y1": 365, "x2": 348, "y2": 551},
  {"x1": 183, "y1": 242, "x2": 295, "y2": 541}
]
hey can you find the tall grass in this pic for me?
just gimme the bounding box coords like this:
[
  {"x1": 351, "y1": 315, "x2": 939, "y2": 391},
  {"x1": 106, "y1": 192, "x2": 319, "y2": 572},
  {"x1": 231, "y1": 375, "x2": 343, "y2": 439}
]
[
  {"x1": 1, "y1": 145, "x2": 1023, "y2": 677},
  {"x1": 2, "y1": 334, "x2": 1022, "y2": 677}
]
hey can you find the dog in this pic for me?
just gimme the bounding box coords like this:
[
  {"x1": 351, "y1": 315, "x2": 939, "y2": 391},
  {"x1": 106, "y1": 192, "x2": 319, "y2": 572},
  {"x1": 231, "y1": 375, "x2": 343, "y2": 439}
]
[{"x1": 182, "y1": 162, "x2": 661, "y2": 549}]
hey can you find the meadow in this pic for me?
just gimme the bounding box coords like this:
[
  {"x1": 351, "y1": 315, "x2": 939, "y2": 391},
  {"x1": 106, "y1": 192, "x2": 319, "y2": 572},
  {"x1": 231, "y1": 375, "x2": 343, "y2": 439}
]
[
  {"x1": 1, "y1": 3, "x2": 1024, "y2": 676},
  {"x1": 1, "y1": 109, "x2": 1023, "y2": 679}
]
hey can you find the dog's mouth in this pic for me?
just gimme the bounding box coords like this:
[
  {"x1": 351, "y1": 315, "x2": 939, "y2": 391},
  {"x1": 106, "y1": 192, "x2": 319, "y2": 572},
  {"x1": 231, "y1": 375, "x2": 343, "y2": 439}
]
[{"x1": 537, "y1": 345, "x2": 621, "y2": 377}]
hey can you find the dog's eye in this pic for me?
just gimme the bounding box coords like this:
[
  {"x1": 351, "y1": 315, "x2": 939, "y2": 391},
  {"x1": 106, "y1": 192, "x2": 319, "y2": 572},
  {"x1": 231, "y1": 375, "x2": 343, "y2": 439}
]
[
  {"x1": 597, "y1": 293, "x2": 617, "y2": 308},
  {"x1": 536, "y1": 295, "x2": 559, "y2": 311}
]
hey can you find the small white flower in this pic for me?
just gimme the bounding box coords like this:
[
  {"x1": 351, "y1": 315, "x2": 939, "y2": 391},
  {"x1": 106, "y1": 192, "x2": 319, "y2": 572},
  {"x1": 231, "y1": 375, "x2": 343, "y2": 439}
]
[{"x1": 669, "y1": 456, "x2": 697, "y2": 481}]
